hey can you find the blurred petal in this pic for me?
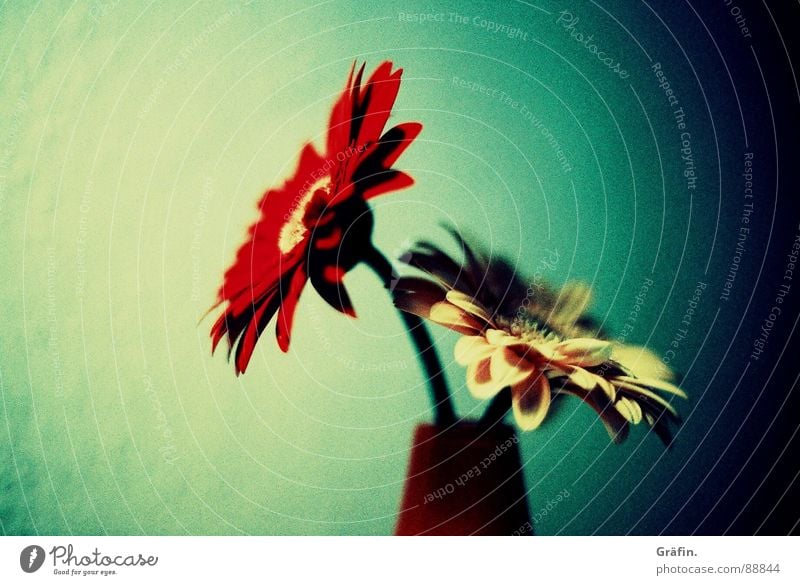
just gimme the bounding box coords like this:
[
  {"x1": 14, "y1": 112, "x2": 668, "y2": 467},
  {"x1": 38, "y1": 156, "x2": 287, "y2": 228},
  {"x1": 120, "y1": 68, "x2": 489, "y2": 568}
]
[
  {"x1": 555, "y1": 338, "x2": 613, "y2": 366},
  {"x1": 490, "y1": 346, "x2": 537, "y2": 389},
  {"x1": 486, "y1": 328, "x2": 525, "y2": 347},
  {"x1": 552, "y1": 281, "x2": 593, "y2": 325},
  {"x1": 392, "y1": 276, "x2": 446, "y2": 298},
  {"x1": 531, "y1": 342, "x2": 563, "y2": 362},
  {"x1": 454, "y1": 335, "x2": 493, "y2": 366},
  {"x1": 446, "y1": 290, "x2": 493, "y2": 324},
  {"x1": 359, "y1": 122, "x2": 422, "y2": 173},
  {"x1": 596, "y1": 376, "x2": 617, "y2": 401},
  {"x1": 627, "y1": 398, "x2": 643, "y2": 424},
  {"x1": 611, "y1": 379, "x2": 679, "y2": 417},
  {"x1": 361, "y1": 170, "x2": 415, "y2": 200},
  {"x1": 561, "y1": 365, "x2": 599, "y2": 391},
  {"x1": 615, "y1": 375, "x2": 687, "y2": 399},
  {"x1": 560, "y1": 386, "x2": 629, "y2": 444},
  {"x1": 392, "y1": 277, "x2": 446, "y2": 321},
  {"x1": 403, "y1": 247, "x2": 464, "y2": 289},
  {"x1": 430, "y1": 301, "x2": 483, "y2": 335},
  {"x1": 612, "y1": 344, "x2": 674, "y2": 381},
  {"x1": 615, "y1": 397, "x2": 642, "y2": 424},
  {"x1": 393, "y1": 291, "x2": 432, "y2": 321},
  {"x1": 466, "y1": 357, "x2": 504, "y2": 399}
]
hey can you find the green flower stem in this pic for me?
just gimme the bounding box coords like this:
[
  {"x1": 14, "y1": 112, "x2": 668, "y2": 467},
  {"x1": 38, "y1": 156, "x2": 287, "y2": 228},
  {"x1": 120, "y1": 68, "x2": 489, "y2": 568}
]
[{"x1": 362, "y1": 245, "x2": 456, "y2": 426}]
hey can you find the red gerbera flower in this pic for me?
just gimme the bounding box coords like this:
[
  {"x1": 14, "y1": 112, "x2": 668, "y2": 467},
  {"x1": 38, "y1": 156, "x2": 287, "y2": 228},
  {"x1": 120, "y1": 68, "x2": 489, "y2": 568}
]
[{"x1": 210, "y1": 61, "x2": 422, "y2": 374}]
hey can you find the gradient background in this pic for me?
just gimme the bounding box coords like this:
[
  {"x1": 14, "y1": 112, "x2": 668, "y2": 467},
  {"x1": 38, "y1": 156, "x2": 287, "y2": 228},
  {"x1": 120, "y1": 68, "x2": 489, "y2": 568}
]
[{"x1": 1, "y1": 0, "x2": 799, "y2": 535}]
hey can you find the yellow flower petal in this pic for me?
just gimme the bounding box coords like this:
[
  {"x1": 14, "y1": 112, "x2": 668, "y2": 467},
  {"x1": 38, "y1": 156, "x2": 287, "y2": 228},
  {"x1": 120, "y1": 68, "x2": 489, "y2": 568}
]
[
  {"x1": 612, "y1": 344, "x2": 674, "y2": 381},
  {"x1": 489, "y1": 346, "x2": 537, "y2": 389},
  {"x1": 561, "y1": 365, "x2": 599, "y2": 391},
  {"x1": 511, "y1": 374, "x2": 551, "y2": 431},
  {"x1": 466, "y1": 357, "x2": 504, "y2": 399},
  {"x1": 485, "y1": 328, "x2": 519, "y2": 347},
  {"x1": 628, "y1": 399, "x2": 642, "y2": 424},
  {"x1": 611, "y1": 379, "x2": 679, "y2": 417},
  {"x1": 528, "y1": 341, "x2": 561, "y2": 362},
  {"x1": 614, "y1": 396, "x2": 636, "y2": 423},
  {"x1": 596, "y1": 376, "x2": 617, "y2": 401},
  {"x1": 454, "y1": 335, "x2": 493, "y2": 366},
  {"x1": 615, "y1": 396, "x2": 642, "y2": 424},
  {"x1": 614, "y1": 375, "x2": 687, "y2": 399},
  {"x1": 554, "y1": 338, "x2": 612, "y2": 367},
  {"x1": 445, "y1": 290, "x2": 493, "y2": 324},
  {"x1": 552, "y1": 281, "x2": 593, "y2": 325},
  {"x1": 429, "y1": 301, "x2": 483, "y2": 335}
]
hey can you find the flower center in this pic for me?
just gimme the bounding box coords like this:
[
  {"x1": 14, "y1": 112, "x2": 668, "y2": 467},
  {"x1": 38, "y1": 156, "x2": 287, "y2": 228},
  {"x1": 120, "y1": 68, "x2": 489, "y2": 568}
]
[
  {"x1": 278, "y1": 177, "x2": 330, "y2": 254},
  {"x1": 497, "y1": 314, "x2": 559, "y2": 345}
]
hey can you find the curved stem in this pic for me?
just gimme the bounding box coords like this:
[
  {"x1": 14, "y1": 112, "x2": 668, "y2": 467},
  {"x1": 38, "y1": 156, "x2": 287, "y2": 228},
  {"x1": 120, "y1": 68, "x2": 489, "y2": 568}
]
[
  {"x1": 362, "y1": 245, "x2": 456, "y2": 426},
  {"x1": 398, "y1": 311, "x2": 457, "y2": 426}
]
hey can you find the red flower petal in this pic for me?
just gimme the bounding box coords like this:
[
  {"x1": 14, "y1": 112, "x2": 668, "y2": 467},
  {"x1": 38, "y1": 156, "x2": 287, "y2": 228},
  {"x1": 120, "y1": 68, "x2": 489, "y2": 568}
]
[
  {"x1": 327, "y1": 62, "x2": 359, "y2": 155},
  {"x1": 217, "y1": 144, "x2": 324, "y2": 305},
  {"x1": 353, "y1": 61, "x2": 403, "y2": 147},
  {"x1": 275, "y1": 262, "x2": 308, "y2": 353},
  {"x1": 362, "y1": 170, "x2": 415, "y2": 200},
  {"x1": 226, "y1": 282, "x2": 285, "y2": 375},
  {"x1": 362, "y1": 122, "x2": 423, "y2": 171},
  {"x1": 234, "y1": 295, "x2": 273, "y2": 374},
  {"x1": 312, "y1": 226, "x2": 342, "y2": 250}
]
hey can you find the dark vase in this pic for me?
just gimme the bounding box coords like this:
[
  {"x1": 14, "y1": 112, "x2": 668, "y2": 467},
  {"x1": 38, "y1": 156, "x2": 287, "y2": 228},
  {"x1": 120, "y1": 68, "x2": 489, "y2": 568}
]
[{"x1": 395, "y1": 421, "x2": 532, "y2": 535}]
